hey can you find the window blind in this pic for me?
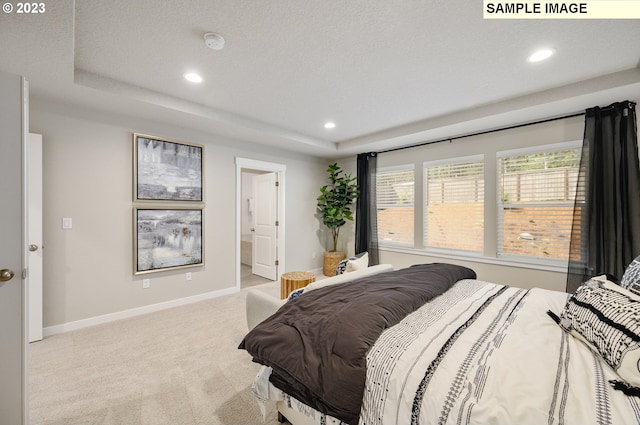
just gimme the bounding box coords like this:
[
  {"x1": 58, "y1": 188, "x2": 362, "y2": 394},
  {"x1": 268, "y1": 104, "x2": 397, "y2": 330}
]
[
  {"x1": 376, "y1": 166, "x2": 414, "y2": 245},
  {"x1": 497, "y1": 144, "x2": 582, "y2": 261},
  {"x1": 424, "y1": 157, "x2": 484, "y2": 252}
]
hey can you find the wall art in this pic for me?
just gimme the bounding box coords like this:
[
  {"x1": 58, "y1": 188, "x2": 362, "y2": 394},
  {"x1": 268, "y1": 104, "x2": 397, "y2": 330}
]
[
  {"x1": 134, "y1": 133, "x2": 203, "y2": 202},
  {"x1": 134, "y1": 208, "x2": 203, "y2": 274}
]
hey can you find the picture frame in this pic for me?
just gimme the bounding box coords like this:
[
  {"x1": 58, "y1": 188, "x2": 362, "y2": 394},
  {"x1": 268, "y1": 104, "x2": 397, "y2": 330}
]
[
  {"x1": 134, "y1": 208, "x2": 204, "y2": 275},
  {"x1": 133, "y1": 133, "x2": 203, "y2": 202}
]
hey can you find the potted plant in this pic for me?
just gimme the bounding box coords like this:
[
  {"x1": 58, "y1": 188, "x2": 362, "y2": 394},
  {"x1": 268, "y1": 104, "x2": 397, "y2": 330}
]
[{"x1": 317, "y1": 163, "x2": 359, "y2": 276}]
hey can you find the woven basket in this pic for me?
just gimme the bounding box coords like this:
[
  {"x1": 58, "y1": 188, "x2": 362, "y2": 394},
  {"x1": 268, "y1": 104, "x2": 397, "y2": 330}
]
[{"x1": 323, "y1": 251, "x2": 346, "y2": 276}]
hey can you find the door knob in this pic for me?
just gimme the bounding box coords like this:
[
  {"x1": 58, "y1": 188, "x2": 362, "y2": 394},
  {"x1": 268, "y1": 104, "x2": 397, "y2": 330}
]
[
  {"x1": 0, "y1": 269, "x2": 15, "y2": 282},
  {"x1": 29, "y1": 244, "x2": 38, "y2": 252},
  {"x1": 251, "y1": 228, "x2": 255, "y2": 232}
]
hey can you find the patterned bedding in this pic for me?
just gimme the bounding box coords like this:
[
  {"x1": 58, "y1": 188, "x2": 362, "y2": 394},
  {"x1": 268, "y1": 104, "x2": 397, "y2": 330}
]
[{"x1": 252, "y1": 278, "x2": 640, "y2": 425}]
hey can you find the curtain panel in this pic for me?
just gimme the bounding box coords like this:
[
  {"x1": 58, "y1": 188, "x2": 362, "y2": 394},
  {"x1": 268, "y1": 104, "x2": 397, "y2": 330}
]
[
  {"x1": 566, "y1": 101, "x2": 640, "y2": 293},
  {"x1": 355, "y1": 152, "x2": 379, "y2": 265}
]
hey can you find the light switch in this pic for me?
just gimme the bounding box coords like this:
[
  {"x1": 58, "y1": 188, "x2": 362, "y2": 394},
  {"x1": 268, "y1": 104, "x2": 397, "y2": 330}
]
[{"x1": 62, "y1": 218, "x2": 73, "y2": 229}]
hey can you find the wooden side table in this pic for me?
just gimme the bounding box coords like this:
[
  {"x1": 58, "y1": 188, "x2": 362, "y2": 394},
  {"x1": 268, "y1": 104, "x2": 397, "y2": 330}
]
[{"x1": 280, "y1": 271, "x2": 316, "y2": 299}]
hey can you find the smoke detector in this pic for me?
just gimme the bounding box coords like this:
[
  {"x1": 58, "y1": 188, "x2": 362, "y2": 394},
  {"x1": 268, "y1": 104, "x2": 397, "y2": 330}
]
[{"x1": 204, "y1": 32, "x2": 225, "y2": 50}]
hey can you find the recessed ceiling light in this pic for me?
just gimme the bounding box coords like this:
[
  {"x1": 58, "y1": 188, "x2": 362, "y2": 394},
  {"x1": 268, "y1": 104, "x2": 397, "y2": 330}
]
[
  {"x1": 184, "y1": 73, "x2": 203, "y2": 83},
  {"x1": 528, "y1": 48, "x2": 554, "y2": 63},
  {"x1": 324, "y1": 122, "x2": 336, "y2": 129}
]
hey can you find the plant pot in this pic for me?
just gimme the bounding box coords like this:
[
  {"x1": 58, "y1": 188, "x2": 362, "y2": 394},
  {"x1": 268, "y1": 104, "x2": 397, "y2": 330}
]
[{"x1": 323, "y1": 251, "x2": 346, "y2": 276}]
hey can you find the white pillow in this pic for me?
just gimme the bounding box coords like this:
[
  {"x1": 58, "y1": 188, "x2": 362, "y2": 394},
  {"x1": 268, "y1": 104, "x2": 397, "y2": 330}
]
[{"x1": 345, "y1": 252, "x2": 369, "y2": 272}]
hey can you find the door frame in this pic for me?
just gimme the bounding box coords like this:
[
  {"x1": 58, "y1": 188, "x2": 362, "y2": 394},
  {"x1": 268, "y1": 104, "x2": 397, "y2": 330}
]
[{"x1": 235, "y1": 158, "x2": 286, "y2": 290}]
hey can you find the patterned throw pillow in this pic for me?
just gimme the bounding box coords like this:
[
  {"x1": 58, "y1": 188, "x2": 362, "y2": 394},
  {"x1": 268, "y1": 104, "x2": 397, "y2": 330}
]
[
  {"x1": 335, "y1": 251, "x2": 368, "y2": 275},
  {"x1": 556, "y1": 276, "x2": 640, "y2": 390},
  {"x1": 620, "y1": 255, "x2": 640, "y2": 296},
  {"x1": 287, "y1": 288, "x2": 305, "y2": 301},
  {"x1": 335, "y1": 258, "x2": 350, "y2": 275}
]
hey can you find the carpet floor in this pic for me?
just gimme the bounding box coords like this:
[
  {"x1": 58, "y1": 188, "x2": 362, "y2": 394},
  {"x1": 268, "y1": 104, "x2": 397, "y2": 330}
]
[{"x1": 29, "y1": 279, "x2": 289, "y2": 425}]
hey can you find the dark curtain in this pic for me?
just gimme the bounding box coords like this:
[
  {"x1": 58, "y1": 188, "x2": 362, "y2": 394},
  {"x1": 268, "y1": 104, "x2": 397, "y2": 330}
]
[
  {"x1": 566, "y1": 101, "x2": 640, "y2": 292},
  {"x1": 355, "y1": 152, "x2": 379, "y2": 265}
]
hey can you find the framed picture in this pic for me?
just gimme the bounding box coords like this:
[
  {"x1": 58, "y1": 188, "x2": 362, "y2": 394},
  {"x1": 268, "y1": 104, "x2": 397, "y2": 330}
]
[
  {"x1": 134, "y1": 208, "x2": 203, "y2": 274},
  {"x1": 134, "y1": 133, "x2": 203, "y2": 202}
]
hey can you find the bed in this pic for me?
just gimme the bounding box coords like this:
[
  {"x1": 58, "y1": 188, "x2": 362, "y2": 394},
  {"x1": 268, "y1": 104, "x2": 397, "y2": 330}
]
[{"x1": 239, "y1": 262, "x2": 640, "y2": 425}]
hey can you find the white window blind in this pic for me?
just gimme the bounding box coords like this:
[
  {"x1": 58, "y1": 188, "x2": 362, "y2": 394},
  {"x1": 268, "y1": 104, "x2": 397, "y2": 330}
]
[
  {"x1": 376, "y1": 166, "x2": 414, "y2": 245},
  {"x1": 497, "y1": 143, "x2": 582, "y2": 262},
  {"x1": 424, "y1": 156, "x2": 484, "y2": 252}
]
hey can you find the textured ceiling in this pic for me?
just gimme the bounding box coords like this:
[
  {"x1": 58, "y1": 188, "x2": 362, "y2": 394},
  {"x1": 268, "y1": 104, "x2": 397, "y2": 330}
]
[{"x1": 1, "y1": 0, "x2": 640, "y2": 158}]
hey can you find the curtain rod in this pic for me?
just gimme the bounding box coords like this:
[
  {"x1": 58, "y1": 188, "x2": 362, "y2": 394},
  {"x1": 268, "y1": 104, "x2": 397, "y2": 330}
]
[
  {"x1": 378, "y1": 100, "x2": 636, "y2": 155},
  {"x1": 378, "y1": 111, "x2": 585, "y2": 154}
]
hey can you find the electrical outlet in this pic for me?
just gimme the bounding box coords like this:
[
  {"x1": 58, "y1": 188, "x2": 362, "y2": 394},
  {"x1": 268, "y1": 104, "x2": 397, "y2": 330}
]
[
  {"x1": 142, "y1": 279, "x2": 150, "y2": 289},
  {"x1": 186, "y1": 272, "x2": 192, "y2": 281}
]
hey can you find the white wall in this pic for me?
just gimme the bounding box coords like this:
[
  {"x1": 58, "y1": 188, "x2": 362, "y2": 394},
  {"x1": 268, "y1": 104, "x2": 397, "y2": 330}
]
[{"x1": 30, "y1": 100, "x2": 328, "y2": 331}]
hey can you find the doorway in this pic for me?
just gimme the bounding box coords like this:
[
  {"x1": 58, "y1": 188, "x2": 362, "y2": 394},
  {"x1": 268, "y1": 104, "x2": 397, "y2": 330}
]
[
  {"x1": 240, "y1": 169, "x2": 272, "y2": 287},
  {"x1": 235, "y1": 158, "x2": 286, "y2": 290}
]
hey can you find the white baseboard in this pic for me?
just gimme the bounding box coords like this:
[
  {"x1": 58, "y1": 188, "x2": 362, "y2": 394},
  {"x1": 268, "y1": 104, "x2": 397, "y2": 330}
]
[{"x1": 42, "y1": 286, "x2": 240, "y2": 337}]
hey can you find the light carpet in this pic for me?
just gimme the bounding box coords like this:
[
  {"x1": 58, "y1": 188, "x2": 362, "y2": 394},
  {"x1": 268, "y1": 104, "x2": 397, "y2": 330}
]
[{"x1": 29, "y1": 280, "x2": 288, "y2": 425}]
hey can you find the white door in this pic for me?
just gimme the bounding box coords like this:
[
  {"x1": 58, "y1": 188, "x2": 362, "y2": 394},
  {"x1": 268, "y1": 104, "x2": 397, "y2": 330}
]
[
  {"x1": 0, "y1": 71, "x2": 28, "y2": 424},
  {"x1": 28, "y1": 133, "x2": 43, "y2": 342},
  {"x1": 252, "y1": 172, "x2": 278, "y2": 280}
]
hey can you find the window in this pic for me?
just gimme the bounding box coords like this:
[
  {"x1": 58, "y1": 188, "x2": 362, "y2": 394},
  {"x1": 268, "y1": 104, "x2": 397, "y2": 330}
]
[
  {"x1": 376, "y1": 166, "x2": 414, "y2": 245},
  {"x1": 373, "y1": 125, "x2": 584, "y2": 270},
  {"x1": 424, "y1": 156, "x2": 484, "y2": 252},
  {"x1": 497, "y1": 143, "x2": 582, "y2": 262}
]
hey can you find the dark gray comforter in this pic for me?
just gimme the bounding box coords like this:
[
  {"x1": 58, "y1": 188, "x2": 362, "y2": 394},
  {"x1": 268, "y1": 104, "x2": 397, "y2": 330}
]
[{"x1": 239, "y1": 263, "x2": 476, "y2": 425}]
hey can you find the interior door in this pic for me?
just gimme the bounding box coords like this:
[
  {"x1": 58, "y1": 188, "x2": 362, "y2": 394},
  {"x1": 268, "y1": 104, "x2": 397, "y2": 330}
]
[
  {"x1": 252, "y1": 172, "x2": 278, "y2": 280},
  {"x1": 28, "y1": 133, "x2": 43, "y2": 342},
  {"x1": 0, "y1": 71, "x2": 28, "y2": 425}
]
